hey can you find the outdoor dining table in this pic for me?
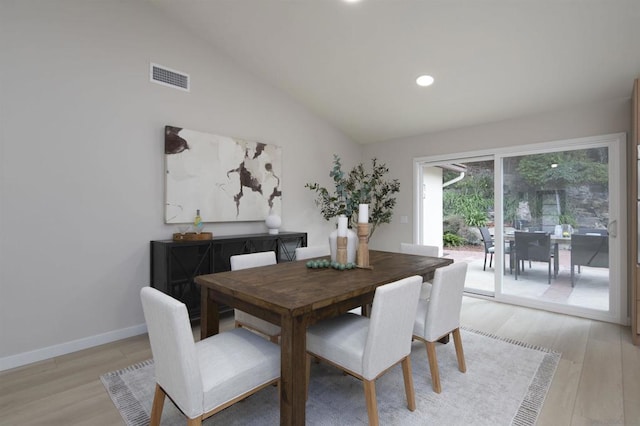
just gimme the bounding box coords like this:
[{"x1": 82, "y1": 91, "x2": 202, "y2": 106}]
[
  {"x1": 195, "y1": 249, "x2": 453, "y2": 426},
  {"x1": 503, "y1": 231, "x2": 568, "y2": 275}
]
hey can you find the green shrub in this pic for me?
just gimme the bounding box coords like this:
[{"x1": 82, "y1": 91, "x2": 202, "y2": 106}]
[
  {"x1": 465, "y1": 210, "x2": 488, "y2": 227},
  {"x1": 443, "y1": 232, "x2": 465, "y2": 247}
]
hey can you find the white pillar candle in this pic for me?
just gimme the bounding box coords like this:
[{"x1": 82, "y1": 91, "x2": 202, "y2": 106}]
[
  {"x1": 337, "y1": 215, "x2": 348, "y2": 237},
  {"x1": 358, "y1": 204, "x2": 369, "y2": 223}
]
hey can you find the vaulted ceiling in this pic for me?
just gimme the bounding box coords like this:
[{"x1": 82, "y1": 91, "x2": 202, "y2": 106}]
[{"x1": 149, "y1": 0, "x2": 640, "y2": 144}]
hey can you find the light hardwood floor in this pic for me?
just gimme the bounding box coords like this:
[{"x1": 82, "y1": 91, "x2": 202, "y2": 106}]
[{"x1": 1, "y1": 297, "x2": 639, "y2": 425}]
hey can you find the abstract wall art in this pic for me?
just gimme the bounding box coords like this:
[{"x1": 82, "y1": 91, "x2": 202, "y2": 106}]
[{"x1": 164, "y1": 126, "x2": 282, "y2": 223}]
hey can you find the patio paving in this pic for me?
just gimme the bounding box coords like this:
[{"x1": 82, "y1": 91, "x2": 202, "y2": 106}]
[{"x1": 443, "y1": 246, "x2": 609, "y2": 311}]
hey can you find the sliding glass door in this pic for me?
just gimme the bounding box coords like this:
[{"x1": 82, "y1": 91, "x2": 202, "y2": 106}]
[
  {"x1": 500, "y1": 147, "x2": 611, "y2": 312},
  {"x1": 415, "y1": 134, "x2": 625, "y2": 324},
  {"x1": 420, "y1": 158, "x2": 495, "y2": 296}
]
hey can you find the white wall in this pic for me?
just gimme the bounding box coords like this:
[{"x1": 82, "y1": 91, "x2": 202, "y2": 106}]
[
  {"x1": 422, "y1": 167, "x2": 444, "y2": 254},
  {"x1": 0, "y1": 0, "x2": 361, "y2": 370},
  {"x1": 363, "y1": 97, "x2": 631, "y2": 253}
]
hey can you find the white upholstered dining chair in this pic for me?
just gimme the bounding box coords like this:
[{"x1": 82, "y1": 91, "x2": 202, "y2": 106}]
[
  {"x1": 412, "y1": 261, "x2": 468, "y2": 393},
  {"x1": 295, "y1": 245, "x2": 330, "y2": 260},
  {"x1": 400, "y1": 242, "x2": 439, "y2": 299},
  {"x1": 140, "y1": 287, "x2": 280, "y2": 426},
  {"x1": 400, "y1": 242, "x2": 439, "y2": 257},
  {"x1": 306, "y1": 275, "x2": 423, "y2": 426},
  {"x1": 230, "y1": 251, "x2": 281, "y2": 342}
]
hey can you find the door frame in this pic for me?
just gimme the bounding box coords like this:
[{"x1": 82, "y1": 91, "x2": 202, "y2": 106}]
[{"x1": 413, "y1": 133, "x2": 628, "y2": 325}]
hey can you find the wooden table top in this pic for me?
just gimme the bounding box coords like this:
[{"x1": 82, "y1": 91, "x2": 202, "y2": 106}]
[{"x1": 195, "y1": 250, "x2": 453, "y2": 318}]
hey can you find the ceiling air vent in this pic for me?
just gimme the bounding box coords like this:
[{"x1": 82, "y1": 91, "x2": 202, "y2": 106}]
[{"x1": 150, "y1": 63, "x2": 190, "y2": 92}]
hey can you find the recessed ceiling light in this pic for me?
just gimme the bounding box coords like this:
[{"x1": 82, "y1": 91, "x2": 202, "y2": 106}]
[
  {"x1": 343, "y1": 0, "x2": 362, "y2": 3},
  {"x1": 416, "y1": 75, "x2": 434, "y2": 87}
]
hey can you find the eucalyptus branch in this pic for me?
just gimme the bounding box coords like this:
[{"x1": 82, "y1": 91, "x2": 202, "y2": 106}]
[{"x1": 305, "y1": 155, "x2": 400, "y2": 241}]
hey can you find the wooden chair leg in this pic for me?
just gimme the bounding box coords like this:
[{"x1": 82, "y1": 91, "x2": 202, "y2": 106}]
[
  {"x1": 452, "y1": 328, "x2": 466, "y2": 373},
  {"x1": 186, "y1": 417, "x2": 202, "y2": 426},
  {"x1": 150, "y1": 384, "x2": 165, "y2": 426},
  {"x1": 425, "y1": 341, "x2": 441, "y2": 393},
  {"x1": 363, "y1": 379, "x2": 379, "y2": 426},
  {"x1": 401, "y1": 356, "x2": 416, "y2": 411}
]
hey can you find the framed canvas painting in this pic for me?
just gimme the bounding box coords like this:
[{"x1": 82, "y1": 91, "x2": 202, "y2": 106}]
[{"x1": 164, "y1": 126, "x2": 282, "y2": 223}]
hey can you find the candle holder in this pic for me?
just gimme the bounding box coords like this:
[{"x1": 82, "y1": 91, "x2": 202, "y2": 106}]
[
  {"x1": 336, "y1": 236, "x2": 348, "y2": 265},
  {"x1": 357, "y1": 223, "x2": 370, "y2": 268}
]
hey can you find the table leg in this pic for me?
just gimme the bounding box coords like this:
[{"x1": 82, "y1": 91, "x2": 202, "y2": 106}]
[
  {"x1": 200, "y1": 287, "x2": 219, "y2": 340},
  {"x1": 279, "y1": 314, "x2": 307, "y2": 426}
]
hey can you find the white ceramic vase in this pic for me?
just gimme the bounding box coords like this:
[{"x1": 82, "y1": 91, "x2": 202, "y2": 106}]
[
  {"x1": 265, "y1": 210, "x2": 282, "y2": 234},
  {"x1": 329, "y1": 229, "x2": 357, "y2": 263}
]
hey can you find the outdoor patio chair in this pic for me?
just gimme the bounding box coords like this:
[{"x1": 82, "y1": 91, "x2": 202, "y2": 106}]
[
  {"x1": 570, "y1": 234, "x2": 609, "y2": 287},
  {"x1": 479, "y1": 227, "x2": 513, "y2": 273},
  {"x1": 514, "y1": 231, "x2": 558, "y2": 284},
  {"x1": 478, "y1": 227, "x2": 495, "y2": 271}
]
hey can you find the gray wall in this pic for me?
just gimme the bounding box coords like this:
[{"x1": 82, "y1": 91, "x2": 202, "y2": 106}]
[
  {"x1": 363, "y1": 97, "x2": 631, "y2": 253},
  {"x1": 0, "y1": 1, "x2": 361, "y2": 368}
]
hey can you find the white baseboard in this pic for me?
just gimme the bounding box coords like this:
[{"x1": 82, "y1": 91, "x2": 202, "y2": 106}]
[{"x1": 0, "y1": 323, "x2": 148, "y2": 372}]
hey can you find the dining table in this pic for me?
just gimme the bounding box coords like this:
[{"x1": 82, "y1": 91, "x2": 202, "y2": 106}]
[
  {"x1": 502, "y1": 231, "x2": 569, "y2": 274},
  {"x1": 195, "y1": 249, "x2": 453, "y2": 426}
]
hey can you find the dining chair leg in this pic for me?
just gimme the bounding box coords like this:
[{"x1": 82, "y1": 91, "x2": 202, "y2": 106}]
[
  {"x1": 150, "y1": 383, "x2": 165, "y2": 426},
  {"x1": 363, "y1": 379, "x2": 379, "y2": 426},
  {"x1": 452, "y1": 328, "x2": 466, "y2": 373},
  {"x1": 425, "y1": 341, "x2": 441, "y2": 393},
  {"x1": 401, "y1": 356, "x2": 416, "y2": 411},
  {"x1": 186, "y1": 417, "x2": 202, "y2": 426}
]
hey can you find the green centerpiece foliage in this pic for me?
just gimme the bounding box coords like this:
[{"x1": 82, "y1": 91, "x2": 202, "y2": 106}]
[{"x1": 305, "y1": 155, "x2": 400, "y2": 240}]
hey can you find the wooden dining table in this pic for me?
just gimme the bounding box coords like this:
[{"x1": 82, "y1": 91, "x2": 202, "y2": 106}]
[{"x1": 195, "y1": 249, "x2": 453, "y2": 426}]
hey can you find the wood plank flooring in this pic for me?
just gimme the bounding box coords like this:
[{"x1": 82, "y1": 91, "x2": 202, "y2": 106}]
[{"x1": 1, "y1": 297, "x2": 638, "y2": 425}]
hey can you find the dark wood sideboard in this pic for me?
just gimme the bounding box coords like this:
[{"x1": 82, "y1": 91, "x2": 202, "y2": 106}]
[{"x1": 150, "y1": 232, "x2": 307, "y2": 320}]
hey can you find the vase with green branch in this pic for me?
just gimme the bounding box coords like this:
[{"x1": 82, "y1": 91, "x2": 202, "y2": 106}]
[{"x1": 305, "y1": 154, "x2": 400, "y2": 242}]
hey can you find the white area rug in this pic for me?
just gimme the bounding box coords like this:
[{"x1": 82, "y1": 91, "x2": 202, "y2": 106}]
[{"x1": 101, "y1": 328, "x2": 559, "y2": 425}]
